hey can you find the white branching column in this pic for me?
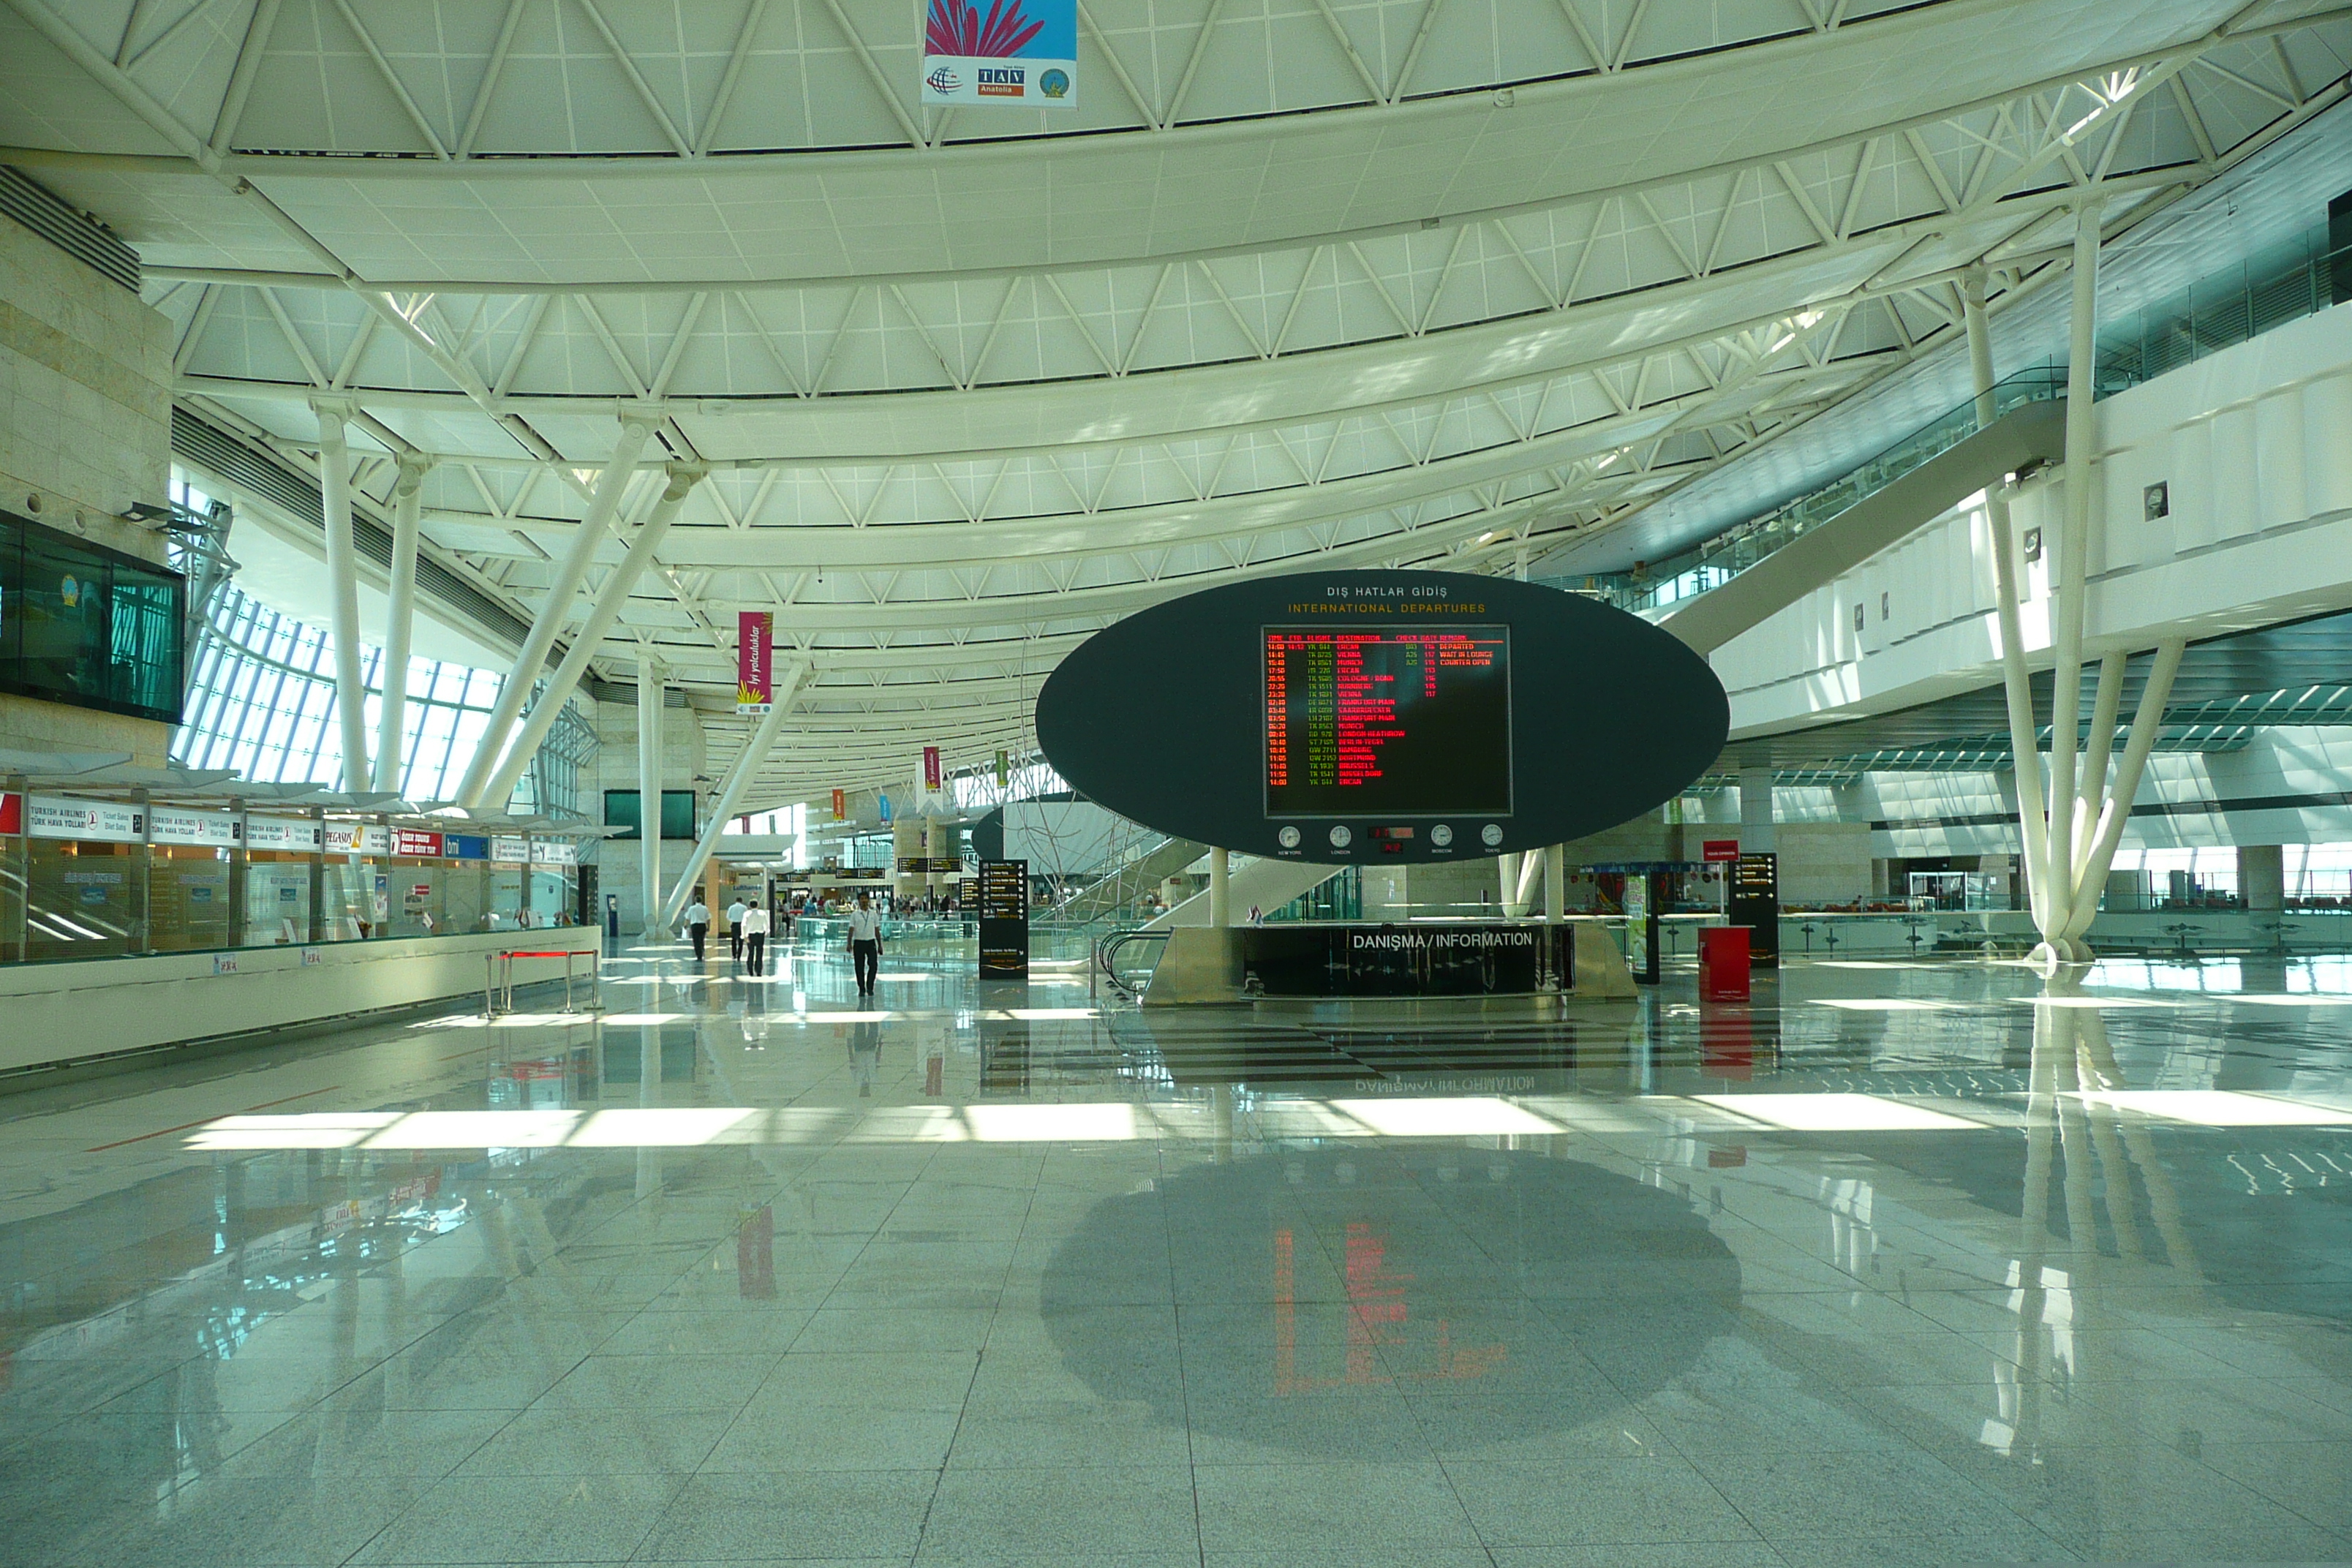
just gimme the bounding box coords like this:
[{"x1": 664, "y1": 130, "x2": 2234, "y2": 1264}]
[
  {"x1": 1964, "y1": 203, "x2": 2187, "y2": 968},
  {"x1": 374, "y1": 453, "x2": 428, "y2": 794},
  {"x1": 313, "y1": 400, "x2": 369, "y2": 794}
]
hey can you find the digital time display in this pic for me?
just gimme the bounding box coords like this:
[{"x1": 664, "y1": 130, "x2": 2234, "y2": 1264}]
[{"x1": 1262, "y1": 626, "x2": 1511, "y2": 817}]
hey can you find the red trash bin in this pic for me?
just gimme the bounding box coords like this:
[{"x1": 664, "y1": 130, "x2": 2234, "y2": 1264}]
[{"x1": 1700, "y1": 925, "x2": 1752, "y2": 1001}]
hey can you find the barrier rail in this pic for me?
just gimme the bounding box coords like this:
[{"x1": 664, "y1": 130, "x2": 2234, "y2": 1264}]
[
  {"x1": 483, "y1": 948, "x2": 598, "y2": 1018},
  {"x1": 1095, "y1": 928, "x2": 1172, "y2": 999}
]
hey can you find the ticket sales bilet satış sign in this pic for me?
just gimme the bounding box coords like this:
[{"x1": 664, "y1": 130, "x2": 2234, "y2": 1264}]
[{"x1": 922, "y1": 0, "x2": 1076, "y2": 108}]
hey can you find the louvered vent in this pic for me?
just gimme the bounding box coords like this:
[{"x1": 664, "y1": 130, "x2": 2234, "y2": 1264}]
[
  {"x1": 0, "y1": 166, "x2": 138, "y2": 293},
  {"x1": 169, "y1": 405, "x2": 536, "y2": 654}
]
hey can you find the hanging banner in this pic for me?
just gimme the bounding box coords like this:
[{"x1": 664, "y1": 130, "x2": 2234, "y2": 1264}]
[
  {"x1": 737, "y1": 611, "x2": 774, "y2": 715},
  {"x1": 994, "y1": 749, "x2": 1009, "y2": 788},
  {"x1": 832, "y1": 788, "x2": 847, "y2": 822},
  {"x1": 878, "y1": 793, "x2": 894, "y2": 825},
  {"x1": 921, "y1": 0, "x2": 1077, "y2": 109},
  {"x1": 923, "y1": 746, "x2": 942, "y2": 792}
]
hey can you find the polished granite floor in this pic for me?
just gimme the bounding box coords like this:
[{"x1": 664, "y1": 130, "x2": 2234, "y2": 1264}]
[{"x1": 2, "y1": 939, "x2": 2351, "y2": 1566}]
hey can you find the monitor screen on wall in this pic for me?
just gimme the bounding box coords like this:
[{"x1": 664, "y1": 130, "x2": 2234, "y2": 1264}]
[{"x1": 602, "y1": 788, "x2": 698, "y2": 840}]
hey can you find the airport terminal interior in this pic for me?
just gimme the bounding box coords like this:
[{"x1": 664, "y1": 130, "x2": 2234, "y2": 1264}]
[{"x1": 7, "y1": 1, "x2": 2352, "y2": 1563}]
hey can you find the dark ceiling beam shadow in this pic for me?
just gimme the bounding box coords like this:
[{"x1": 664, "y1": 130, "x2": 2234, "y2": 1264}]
[{"x1": 1657, "y1": 396, "x2": 2067, "y2": 657}]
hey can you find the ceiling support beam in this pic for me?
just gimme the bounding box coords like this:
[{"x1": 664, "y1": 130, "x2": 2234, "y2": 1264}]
[
  {"x1": 658, "y1": 662, "x2": 810, "y2": 933},
  {"x1": 637, "y1": 649, "x2": 664, "y2": 936},
  {"x1": 2038, "y1": 196, "x2": 2103, "y2": 958},
  {"x1": 478, "y1": 463, "x2": 706, "y2": 814},
  {"x1": 313, "y1": 402, "x2": 370, "y2": 793},
  {"x1": 374, "y1": 453, "x2": 429, "y2": 792},
  {"x1": 457, "y1": 416, "x2": 655, "y2": 810}
]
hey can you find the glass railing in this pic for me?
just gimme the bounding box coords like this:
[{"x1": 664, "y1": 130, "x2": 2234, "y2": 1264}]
[
  {"x1": 2095, "y1": 224, "x2": 2346, "y2": 393},
  {"x1": 1555, "y1": 226, "x2": 2352, "y2": 620},
  {"x1": 1550, "y1": 368, "x2": 2065, "y2": 615}
]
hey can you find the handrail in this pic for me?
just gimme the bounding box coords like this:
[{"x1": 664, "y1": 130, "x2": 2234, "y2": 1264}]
[
  {"x1": 1548, "y1": 367, "x2": 2064, "y2": 617},
  {"x1": 1549, "y1": 225, "x2": 2352, "y2": 622},
  {"x1": 1096, "y1": 927, "x2": 1172, "y2": 999}
]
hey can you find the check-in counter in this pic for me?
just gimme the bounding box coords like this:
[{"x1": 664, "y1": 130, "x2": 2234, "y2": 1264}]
[
  {"x1": 1145, "y1": 920, "x2": 1635, "y2": 1005},
  {"x1": 0, "y1": 927, "x2": 602, "y2": 1076}
]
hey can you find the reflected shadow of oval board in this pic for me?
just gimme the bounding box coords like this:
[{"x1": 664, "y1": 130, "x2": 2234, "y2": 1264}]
[
  {"x1": 1036, "y1": 568, "x2": 1727, "y2": 867},
  {"x1": 1041, "y1": 1147, "x2": 1739, "y2": 1455}
]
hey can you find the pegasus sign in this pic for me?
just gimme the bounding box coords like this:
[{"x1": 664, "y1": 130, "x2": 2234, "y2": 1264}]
[{"x1": 921, "y1": 0, "x2": 1077, "y2": 108}]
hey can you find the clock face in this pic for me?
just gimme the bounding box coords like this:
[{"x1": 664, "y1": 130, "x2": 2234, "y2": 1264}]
[
  {"x1": 1328, "y1": 825, "x2": 1352, "y2": 848},
  {"x1": 1429, "y1": 823, "x2": 1453, "y2": 847},
  {"x1": 1277, "y1": 825, "x2": 1301, "y2": 848},
  {"x1": 1481, "y1": 823, "x2": 1505, "y2": 847}
]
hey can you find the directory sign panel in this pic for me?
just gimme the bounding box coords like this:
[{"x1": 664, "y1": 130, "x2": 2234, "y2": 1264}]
[{"x1": 978, "y1": 858, "x2": 1029, "y2": 979}]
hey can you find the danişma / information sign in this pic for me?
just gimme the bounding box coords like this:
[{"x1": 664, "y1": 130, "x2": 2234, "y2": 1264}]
[
  {"x1": 1262, "y1": 627, "x2": 1510, "y2": 818},
  {"x1": 1036, "y1": 570, "x2": 1727, "y2": 866}
]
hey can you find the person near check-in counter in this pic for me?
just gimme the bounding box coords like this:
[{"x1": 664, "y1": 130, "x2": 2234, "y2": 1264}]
[{"x1": 846, "y1": 892, "x2": 883, "y2": 998}]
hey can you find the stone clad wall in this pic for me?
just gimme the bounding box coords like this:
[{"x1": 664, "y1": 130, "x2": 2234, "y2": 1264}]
[{"x1": 0, "y1": 208, "x2": 175, "y2": 764}]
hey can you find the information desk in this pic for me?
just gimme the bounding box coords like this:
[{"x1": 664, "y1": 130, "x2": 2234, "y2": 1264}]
[{"x1": 1239, "y1": 922, "x2": 1571, "y2": 998}]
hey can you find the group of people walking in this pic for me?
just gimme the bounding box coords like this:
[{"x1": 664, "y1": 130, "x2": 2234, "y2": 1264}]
[{"x1": 676, "y1": 889, "x2": 880, "y2": 993}]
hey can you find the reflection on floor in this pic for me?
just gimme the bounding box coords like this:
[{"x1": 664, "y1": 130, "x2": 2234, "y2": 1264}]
[{"x1": 2, "y1": 941, "x2": 2351, "y2": 1564}]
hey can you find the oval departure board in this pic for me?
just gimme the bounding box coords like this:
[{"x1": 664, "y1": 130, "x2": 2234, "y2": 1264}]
[{"x1": 1035, "y1": 569, "x2": 1727, "y2": 865}]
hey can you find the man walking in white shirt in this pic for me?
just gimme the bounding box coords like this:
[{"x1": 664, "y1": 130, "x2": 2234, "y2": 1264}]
[
  {"x1": 685, "y1": 897, "x2": 711, "y2": 962},
  {"x1": 846, "y1": 892, "x2": 883, "y2": 998},
  {"x1": 725, "y1": 896, "x2": 747, "y2": 961},
  {"x1": 741, "y1": 901, "x2": 772, "y2": 976}
]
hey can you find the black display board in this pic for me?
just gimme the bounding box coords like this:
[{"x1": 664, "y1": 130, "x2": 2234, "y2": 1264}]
[
  {"x1": 1036, "y1": 570, "x2": 1726, "y2": 864},
  {"x1": 1730, "y1": 853, "x2": 1780, "y2": 968},
  {"x1": 1240, "y1": 924, "x2": 1562, "y2": 997},
  {"x1": 978, "y1": 859, "x2": 1029, "y2": 979},
  {"x1": 1263, "y1": 626, "x2": 1512, "y2": 815}
]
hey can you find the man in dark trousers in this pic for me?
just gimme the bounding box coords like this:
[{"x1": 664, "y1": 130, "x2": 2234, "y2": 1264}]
[
  {"x1": 847, "y1": 890, "x2": 883, "y2": 999},
  {"x1": 741, "y1": 900, "x2": 771, "y2": 976},
  {"x1": 684, "y1": 895, "x2": 711, "y2": 962}
]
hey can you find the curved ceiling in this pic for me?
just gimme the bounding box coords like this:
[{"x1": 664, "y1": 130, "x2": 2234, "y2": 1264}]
[{"x1": 2, "y1": 0, "x2": 2348, "y2": 804}]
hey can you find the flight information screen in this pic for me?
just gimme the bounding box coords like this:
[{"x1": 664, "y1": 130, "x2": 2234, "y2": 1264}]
[{"x1": 1262, "y1": 627, "x2": 1512, "y2": 816}]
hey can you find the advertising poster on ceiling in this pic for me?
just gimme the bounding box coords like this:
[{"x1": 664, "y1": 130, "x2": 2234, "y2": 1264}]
[
  {"x1": 921, "y1": 0, "x2": 1077, "y2": 109},
  {"x1": 738, "y1": 611, "x2": 774, "y2": 715},
  {"x1": 832, "y1": 788, "x2": 846, "y2": 821}
]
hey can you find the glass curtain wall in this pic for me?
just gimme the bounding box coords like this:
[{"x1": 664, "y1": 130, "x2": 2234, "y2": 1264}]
[{"x1": 172, "y1": 583, "x2": 506, "y2": 802}]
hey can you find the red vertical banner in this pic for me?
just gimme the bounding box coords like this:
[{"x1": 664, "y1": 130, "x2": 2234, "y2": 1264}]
[
  {"x1": 922, "y1": 745, "x2": 942, "y2": 792},
  {"x1": 832, "y1": 788, "x2": 846, "y2": 821},
  {"x1": 736, "y1": 610, "x2": 773, "y2": 713},
  {"x1": 0, "y1": 793, "x2": 19, "y2": 835}
]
